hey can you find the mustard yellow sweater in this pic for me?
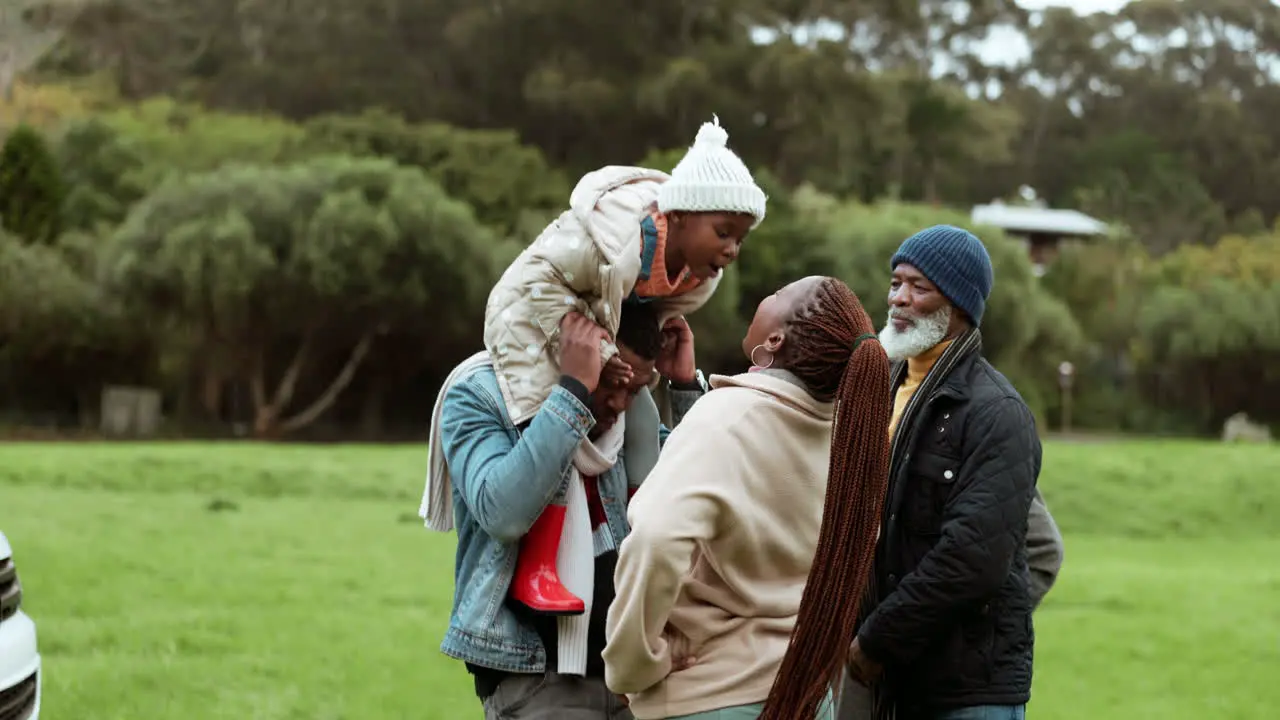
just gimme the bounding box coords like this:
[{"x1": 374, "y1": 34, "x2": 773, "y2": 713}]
[{"x1": 889, "y1": 339, "x2": 954, "y2": 439}]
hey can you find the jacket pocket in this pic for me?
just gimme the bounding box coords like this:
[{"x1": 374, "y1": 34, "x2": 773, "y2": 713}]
[
  {"x1": 920, "y1": 612, "x2": 995, "y2": 693},
  {"x1": 663, "y1": 624, "x2": 697, "y2": 671},
  {"x1": 485, "y1": 673, "x2": 553, "y2": 716},
  {"x1": 904, "y1": 451, "x2": 960, "y2": 535},
  {"x1": 962, "y1": 605, "x2": 997, "y2": 684}
]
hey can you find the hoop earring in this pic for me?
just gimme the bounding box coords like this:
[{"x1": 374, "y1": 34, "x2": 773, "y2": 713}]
[{"x1": 750, "y1": 344, "x2": 774, "y2": 369}]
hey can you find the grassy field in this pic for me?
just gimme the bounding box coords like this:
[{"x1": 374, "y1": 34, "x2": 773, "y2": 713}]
[{"x1": 1, "y1": 440, "x2": 1278, "y2": 719}]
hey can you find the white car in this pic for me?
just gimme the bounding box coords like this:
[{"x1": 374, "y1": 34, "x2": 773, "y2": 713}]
[{"x1": 0, "y1": 531, "x2": 39, "y2": 720}]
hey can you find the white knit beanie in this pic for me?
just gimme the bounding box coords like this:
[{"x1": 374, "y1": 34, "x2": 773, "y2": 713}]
[{"x1": 657, "y1": 115, "x2": 767, "y2": 227}]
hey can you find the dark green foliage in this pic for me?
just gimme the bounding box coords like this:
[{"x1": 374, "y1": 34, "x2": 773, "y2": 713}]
[
  {"x1": 56, "y1": 118, "x2": 149, "y2": 232},
  {"x1": 0, "y1": 124, "x2": 66, "y2": 244}
]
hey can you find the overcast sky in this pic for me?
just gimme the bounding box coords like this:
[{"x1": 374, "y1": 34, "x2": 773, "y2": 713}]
[
  {"x1": 1020, "y1": 0, "x2": 1127, "y2": 11},
  {"x1": 981, "y1": 0, "x2": 1130, "y2": 66},
  {"x1": 754, "y1": 0, "x2": 1135, "y2": 68}
]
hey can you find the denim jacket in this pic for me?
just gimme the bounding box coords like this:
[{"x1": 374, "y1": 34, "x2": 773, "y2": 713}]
[{"x1": 437, "y1": 365, "x2": 704, "y2": 672}]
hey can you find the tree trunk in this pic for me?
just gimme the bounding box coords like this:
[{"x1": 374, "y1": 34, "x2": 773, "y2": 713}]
[
  {"x1": 923, "y1": 157, "x2": 939, "y2": 205},
  {"x1": 248, "y1": 332, "x2": 377, "y2": 437},
  {"x1": 201, "y1": 369, "x2": 224, "y2": 422},
  {"x1": 279, "y1": 332, "x2": 376, "y2": 434},
  {"x1": 1, "y1": 48, "x2": 14, "y2": 102},
  {"x1": 249, "y1": 346, "x2": 270, "y2": 434},
  {"x1": 76, "y1": 384, "x2": 96, "y2": 429},
  {"x1": 250, "y1": 331, "x2": 315, "y2": 438},
  {"x1": 252, "y1": 405, "x2": 278, "y2": 438},
  {"x1": 359, "y1": 375, "x2": 386, "y2": 440},
  {"x1": 888, "y1": 143, "x2": 907, "y2": 201},
  {"x1": 1022, "y1": 92, "x2": 1052, "y2": 180}
]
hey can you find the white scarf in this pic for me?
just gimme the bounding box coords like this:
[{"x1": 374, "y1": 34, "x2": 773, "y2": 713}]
[
  {"x1": 555, "y1": 414, "x2": 625, "y2": 675},
  {"x1": 421, "y1": 351, "x2": 491, "y2": 533},
  {"x1": 420, "y1": 352, "x2": 626, "y2": 675}
]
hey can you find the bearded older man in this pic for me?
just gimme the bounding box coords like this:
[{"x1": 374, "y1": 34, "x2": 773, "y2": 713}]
[{"x1": 838, "y1": 225, "x2": 1064, "y2": 720}]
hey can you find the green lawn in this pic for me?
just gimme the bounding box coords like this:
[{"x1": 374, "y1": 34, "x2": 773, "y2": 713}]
[{"x1": 1, "y1": 441, "x2": 1277, "y2": 719}]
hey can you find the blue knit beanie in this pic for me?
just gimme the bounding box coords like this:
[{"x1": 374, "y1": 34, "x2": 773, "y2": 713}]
[{"x1": 890, "y1": 225, "x2": 994, "y2": 326}]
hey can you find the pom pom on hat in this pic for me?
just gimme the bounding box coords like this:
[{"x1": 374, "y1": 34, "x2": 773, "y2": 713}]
[
  {"x1": 658, "y1": 114, "x2": 767, "y2": 226},
  {"x1": 693, "y1": 115, "x2": 730, "y2": 149}
]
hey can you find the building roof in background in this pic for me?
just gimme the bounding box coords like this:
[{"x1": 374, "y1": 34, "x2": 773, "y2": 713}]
[{"x1": 971, "y1": 201, "x2": 1108, "y2": 237}]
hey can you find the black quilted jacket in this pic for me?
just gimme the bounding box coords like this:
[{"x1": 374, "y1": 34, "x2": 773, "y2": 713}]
[{"x1": 857, "y1": 330, "x2": 1041, "y2": 718}]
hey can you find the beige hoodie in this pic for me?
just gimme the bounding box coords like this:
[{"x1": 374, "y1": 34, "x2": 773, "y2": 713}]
[
  {"x1": 483, "y1": 166, "x2": 723, "y2": 425},
  {"x1": 604, "y1": 370, "x2": 833, "y2": 719}
]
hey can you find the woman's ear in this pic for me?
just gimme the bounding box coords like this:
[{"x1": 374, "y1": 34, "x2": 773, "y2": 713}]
[
  {"x1": 668, "y1": 211, "x2": 684, "y2": 226},
  {"x1": 765, "y1": 330, "x2": 786, "y2": 354}
]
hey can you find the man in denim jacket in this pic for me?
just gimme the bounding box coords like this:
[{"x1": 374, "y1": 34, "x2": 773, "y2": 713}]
[{"x1": 437, "y1": 302, "x2": 706, "y2": 719}]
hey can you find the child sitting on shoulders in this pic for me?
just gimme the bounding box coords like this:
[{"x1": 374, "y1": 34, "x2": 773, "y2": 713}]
[{"x1": 483, "y1": 116, "x2": 767, "y2": 617}]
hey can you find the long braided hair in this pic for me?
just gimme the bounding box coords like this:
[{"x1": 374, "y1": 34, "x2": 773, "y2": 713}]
[{"x1": 758, "y1": 277, "x2": 892, "y2": 719}]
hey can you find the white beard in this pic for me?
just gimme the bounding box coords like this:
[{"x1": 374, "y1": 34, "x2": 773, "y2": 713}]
[{"x1": 879, "y1": 305, "x2": 952, "y2": 361}]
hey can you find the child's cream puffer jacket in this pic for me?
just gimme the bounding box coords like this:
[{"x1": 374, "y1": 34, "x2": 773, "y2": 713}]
[{"x1": 483, "y1": 165, "x2": 721, "y2": 425}]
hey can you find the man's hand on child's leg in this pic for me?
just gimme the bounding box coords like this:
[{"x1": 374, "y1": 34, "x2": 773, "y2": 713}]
[{"x1": 560, "y1": 312, "x2": 611, "y2": 393}]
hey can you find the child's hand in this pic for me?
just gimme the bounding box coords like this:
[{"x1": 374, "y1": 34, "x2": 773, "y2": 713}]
[
  {"x1": 602, "y1": 354, "x2": 634, "y2": 389},
  {"x1": 672, "y1": 654, "x2": 698, "y2": 671},
  {"x1": 655, "y1": 317, "x2": 697, "y2": 384}
]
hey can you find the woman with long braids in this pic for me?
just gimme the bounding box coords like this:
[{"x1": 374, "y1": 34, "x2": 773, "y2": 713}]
[{"x1": 603, "y1": 275, "x2": 892, "y2": 719}]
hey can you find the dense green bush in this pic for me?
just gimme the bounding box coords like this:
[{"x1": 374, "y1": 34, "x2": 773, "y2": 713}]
[
  {"x1": 1135, "y1": 234, "x2": 1280, "y2": 431},
  {"x1": 0, "y1": 226, "x2": 145, "y2": 424},
  {"x1": 0, "y1": 124, "x2": 66, "y2": 244},
  {"x1": 1042, "y1": 230, "x2": 1280, "y2": 433},
  {"x1": 55, "y1": 118, "x2": 149, "y2": 232}
]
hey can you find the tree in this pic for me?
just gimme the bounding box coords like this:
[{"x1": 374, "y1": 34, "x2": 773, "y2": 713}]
[
  {"x1": 0, "y1": 79, "x2": 103, "y2": 132},
  {"x1": 1070, "y1": 130, "x2": 1226, "y2": 253},
  {"x1": 92, "y1": 98, "x2": 305, "y2": 187},
  {"x1": 0, "y1": 228, "x2": 100, "y2": 351},
  {"x1": 0, "y1": 124, "x2": 65, "y2": 243},
  {"x1": 1037, "y1": 231, "x2": 1157, "y2": 431},
  {"x1": 0, "y1": 226, "x2": 142, "y2": 424},
  {"x1": 105, "y1": 154, "x2": 503, "y2": 437},
  {"x1": 298, "y1": 109, "x2": 570, "y2": 238},
  {"x1": 55, "y1": 117, "x2": 149, "y2": 232},
  {"x1": 1135, "y1": 233, "x2": 1280, "y2": 430}
]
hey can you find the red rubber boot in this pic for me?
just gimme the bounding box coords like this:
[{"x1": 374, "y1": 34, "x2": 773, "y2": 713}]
[{"x1": 509, "y1": 504, "x2": 585, "y2": 616}]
